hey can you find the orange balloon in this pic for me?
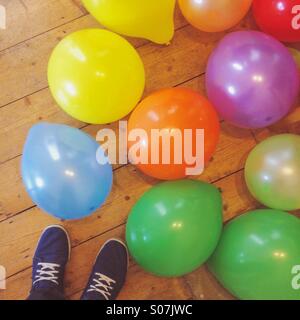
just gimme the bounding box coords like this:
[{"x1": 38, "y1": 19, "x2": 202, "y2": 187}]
[
  {"x1": 178, "y1": 0, "x2": 253, "y2": 33},
  {"x1": 128, "y1": 88, "x2": 220, "y2": 180}
]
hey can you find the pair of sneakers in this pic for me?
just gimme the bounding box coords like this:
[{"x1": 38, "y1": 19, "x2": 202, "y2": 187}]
[{"x1": 30, "y1": 225, "x2": 128, "y2": 300}]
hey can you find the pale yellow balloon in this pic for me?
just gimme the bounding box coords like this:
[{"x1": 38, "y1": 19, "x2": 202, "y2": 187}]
[
  {"x1": 245, "y1": 134, "x2": 300, "y2": 211},
  {"x1": 288, "y1": 48, "x2": 300, "y2": 72},
  {"x1": 82, "y1": 0, "x2": 176, "y2": 45},
  {"x1": 48, "y1": 29, "x2": 145, "y2": 124},
  {"x1": 179, "y1": 0, "x2": 253, "y2": 33}
]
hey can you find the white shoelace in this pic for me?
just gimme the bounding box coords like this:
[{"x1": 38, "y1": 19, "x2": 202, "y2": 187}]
[
  {"x1": 87, "y1": 273, "x2": 116, "y2": 300},
  {"x1": 33, "y1": 262, "x2": 60, "y2": 285}
]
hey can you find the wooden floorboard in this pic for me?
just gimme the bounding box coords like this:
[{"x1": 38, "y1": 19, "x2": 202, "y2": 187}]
[
  {"x1": 1, "y1": 169, "x2": 258, "y2": 300},
  {"x1": 0, "y1": 2, "x2": 298, "y2": 300},
  {"x1": 0, "y1": 126, "x2": 257, "y2": 277},
  {"x1": 0, "y1": 0, "x2": 86, "y2": 52}
]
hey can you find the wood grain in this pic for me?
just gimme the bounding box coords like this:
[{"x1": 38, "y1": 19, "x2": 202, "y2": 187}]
[
  {"x1": 0, "y1": 124, "x2": 256, "y2": 276},
  {"x1": 0, "y1": 169, "x2": 258, "y2": 300},
  {"x1": 0, "y1": 2, "x2": 296, "y2": 300},
  {"x1": 0, "y1": 0, "x2": 86, "y2": 51}
]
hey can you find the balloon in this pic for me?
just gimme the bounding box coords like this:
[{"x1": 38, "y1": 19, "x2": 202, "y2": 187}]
[
  {"x1": 245, "y1": 134, "x2": 300, "y2": 211},
  {"x1": 289, "y1": 48, "x2": 300, "y2": 74},
  {"x1": 178, "y1": 0, "x2": 252, "y2": 33},
  {"x1": 269, "y1": 106, "x2": 300, "y2": 132},
  {"x1": 48, "y1": 29, "x2": 145, "y2": 124},
  {"x1": 22, "y1": 123, "x2": 113, "y2": 220},
  {"x1": 253, "y1": 0, "x2": 300, "y2": 43},
  {"x1": 126, "y1": 180, "x2": 223, "y2": 277},
  {"x1": 206, "y1": 31, "x2": 299, "y2": 129},
  {"x1": 82, "y1": 0, "x2": 176, "y2": 45},
  {"x1": 208, "y1": 209, "x2": 300, "y2": 300},
  {"x1": 128, "y1": 88, "x2": 220, "y2": 180}
]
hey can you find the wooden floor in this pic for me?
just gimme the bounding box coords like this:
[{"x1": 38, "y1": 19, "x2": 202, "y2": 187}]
[{"x1": 0, "y1": 0, "x2": 299, "y2": 300}]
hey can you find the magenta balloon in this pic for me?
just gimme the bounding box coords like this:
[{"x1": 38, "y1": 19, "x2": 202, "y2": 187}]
[{"x1": 206, "y1": 31, "x2": 299, "y2": 129}]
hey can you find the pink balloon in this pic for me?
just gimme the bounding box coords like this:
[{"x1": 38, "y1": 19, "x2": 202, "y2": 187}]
[{"x1": 206, "y1": 31, "x2": 299, "y2": 129}]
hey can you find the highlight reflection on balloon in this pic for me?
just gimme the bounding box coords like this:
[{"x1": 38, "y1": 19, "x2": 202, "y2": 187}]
[
  {"x1": 126, "y1": 180, "x2": 223, "y2": 277},
  {"x1": 48, "y1": 29, "x2": 145, "y2": 124},
  {"x1": 245, "y1": 134, "x2": 300, "y2": 211},
  {"x1": 22, "y1": 123, "x2": 113, "y2": 220},
  {"x1": 179, "y1": 0, "x2": 253, "y2": 32},
  {"x1": 206, "y1": 31, "x2": 299, "y2": 129},
  {"x1": 208, "y1": 209, "x2": 300, "y2": 300}
]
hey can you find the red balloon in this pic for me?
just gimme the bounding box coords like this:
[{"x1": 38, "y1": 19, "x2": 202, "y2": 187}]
[
  {"x1": 253, "y1": 0, "x2": 300, "y2": 43},
  {"x1": 128, "y1": 88, "x2": 220, "y2": 180}
]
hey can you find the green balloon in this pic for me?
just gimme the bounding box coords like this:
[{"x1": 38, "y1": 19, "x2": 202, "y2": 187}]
[
  {"x1": 126, "y1": 180, "x2": 223, "y2": 277},
  {"x1": 208, "y1": 209, "x2": 300, "y2": 300},
  {"x1": 245, "y1": 134, "x2": 300, "y2": 211}
]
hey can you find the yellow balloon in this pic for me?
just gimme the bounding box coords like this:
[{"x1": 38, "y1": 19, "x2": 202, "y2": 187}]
[
  {"x1": 178, "y1": 0, "x2": 253, "y2": 33},
  {"x1": 82, "y1": 0, "x2": 176, "y2": 45},
  {"x1": 48, "y1": 29, "x2": 145, "y2": 124},
  {"x1": 288, "y1": 48, "x2": 300, "y2": 72}
]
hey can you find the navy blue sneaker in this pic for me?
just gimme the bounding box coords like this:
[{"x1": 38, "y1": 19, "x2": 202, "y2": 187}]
[
  {"x1": 81, "y1": 239, "x2": 128, "y2": 300},
  {"x1": 30, "y1": 225, "x2": 70, "y2": 298}
]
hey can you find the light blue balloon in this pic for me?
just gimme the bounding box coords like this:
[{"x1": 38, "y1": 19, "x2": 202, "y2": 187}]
[{"x1": 22, "y1": 123, "x2": 113, "y2": 220}]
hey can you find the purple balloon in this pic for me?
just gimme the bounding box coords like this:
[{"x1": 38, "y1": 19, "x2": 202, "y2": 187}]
[{"x1": 206, "y1": 31, "x2": 299, "y2": 129}]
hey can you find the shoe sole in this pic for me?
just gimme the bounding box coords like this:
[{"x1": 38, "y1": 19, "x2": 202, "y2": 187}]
[{"x1": 34, "y1": 225, "x2": 71, "y2": 261}]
